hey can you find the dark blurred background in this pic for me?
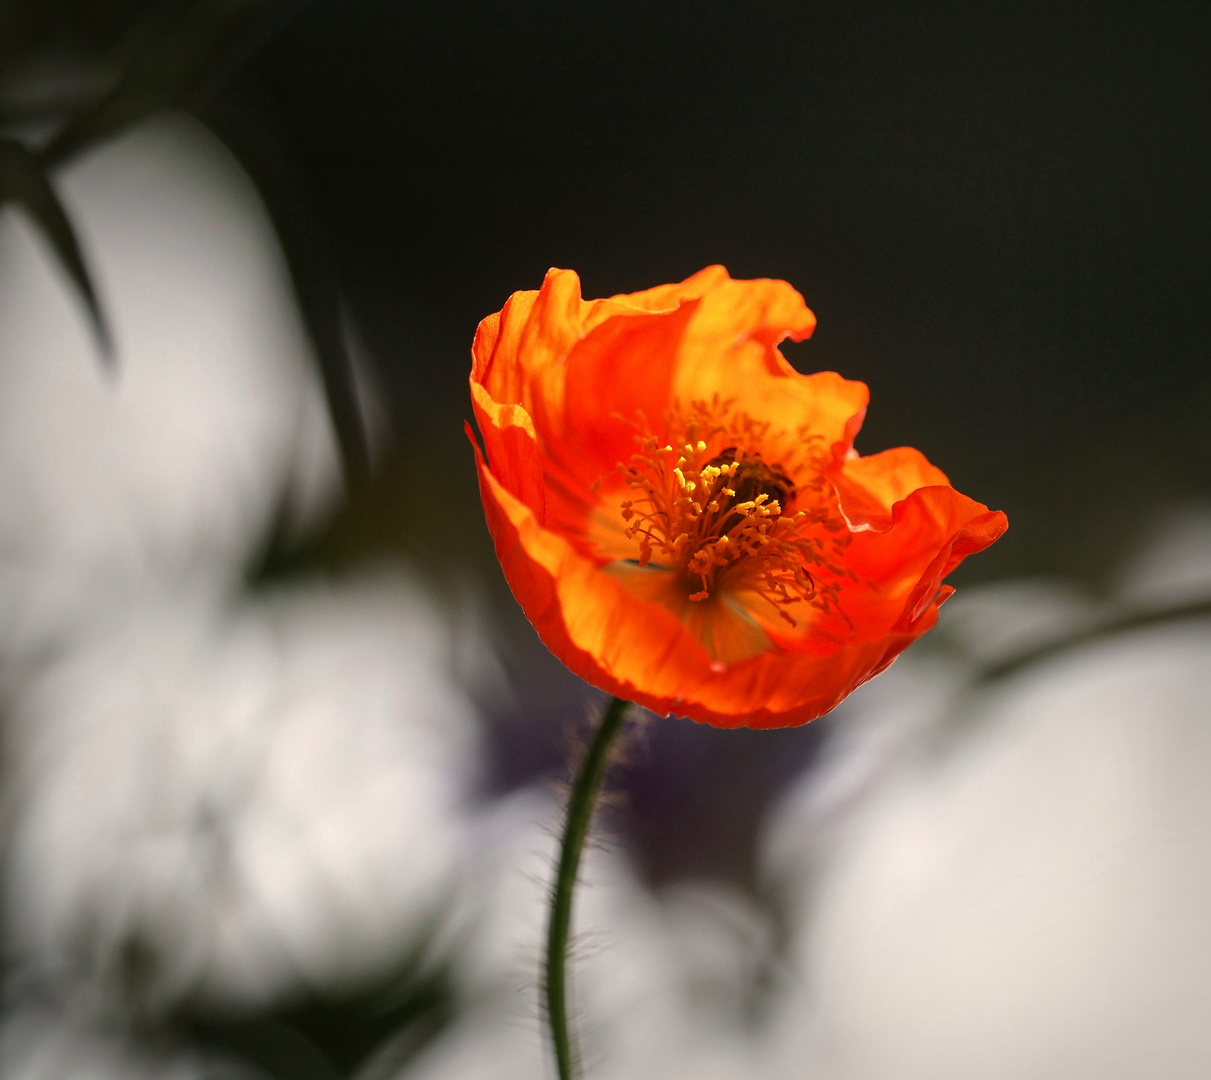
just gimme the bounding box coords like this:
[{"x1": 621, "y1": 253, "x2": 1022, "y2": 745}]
[{"x1": 1, "y1": 2, "x2": 1208, "y2": 1075}]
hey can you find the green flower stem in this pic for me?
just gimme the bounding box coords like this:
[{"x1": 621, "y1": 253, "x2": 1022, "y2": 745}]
[{"x1": 546, "y1": 696, "x2": 630, "y2": 1080}]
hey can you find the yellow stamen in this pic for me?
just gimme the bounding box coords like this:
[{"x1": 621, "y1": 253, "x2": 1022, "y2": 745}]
[{"x1": 611, "y1": 397, "x2": 851, "y2": 618}]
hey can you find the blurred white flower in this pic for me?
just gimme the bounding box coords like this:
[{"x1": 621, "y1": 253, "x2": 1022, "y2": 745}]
[
  {"x1": 761, "y1": 514, "x2": 1211, "y2": 1080},
  {"x1": 399, "y1": 513, "x2": 1211, "y2": 1079},
  {"x1": 0, "y1": 112, "x2": 489, "y2": 1025},
  {"x1": 0, "y1": 112, "x2": 341, "y2": 663},
  {"x1": 4, "y1": 574, "x2": 481, "y2": 1013},
  {"x1": 764, "y1": 655, "x2": 965, "y2": 886}
]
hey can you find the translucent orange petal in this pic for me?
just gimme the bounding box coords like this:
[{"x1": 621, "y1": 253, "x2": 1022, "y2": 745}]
[
  {"x1": 839, "y1": 486, "x2": 1008, "y2": 633},
  {"x1": 549, "y1": 298, "x2": 702, "y2": 491},
  {"x1": 657, "y1": 287, "x2": 868, "y2": 465},
  {"x1": 464, "y1": 394, "x2": 544, "y2": 522},
  {"x1": 471, "y1": 267, "x2": 865, "y2": 462},
  {"x1": 470, "y1": 268, "x2": 1008, "y2": 728},
  {"x1": 472, "y1": 267, "x2": 706, "y2": 420},
  {"x1": 831, "y1": 446, "x2": 951, "y2": 531},
  {"x1": 603, "y1": 264, "x2": 731, "y2": 313}
]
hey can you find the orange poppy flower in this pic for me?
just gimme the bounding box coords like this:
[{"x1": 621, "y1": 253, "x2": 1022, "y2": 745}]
[{"x1": 468, "y1": 266, "x2": 1007, "y2": 728}]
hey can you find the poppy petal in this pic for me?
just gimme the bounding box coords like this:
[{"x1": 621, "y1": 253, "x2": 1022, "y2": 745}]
[{"x1": 470, "y1": 267, "x2": 1007, "y2": 728}]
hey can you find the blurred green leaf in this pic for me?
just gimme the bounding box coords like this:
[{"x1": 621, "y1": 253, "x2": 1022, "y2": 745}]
[
  {"x1": 979, "y1": 593, "x2": 1211, "y2": 685},
  {"x1": 189, "y1": 948, "x2": 455, "y2": 1080},
  {"x1": 206, "y1": 104, "x2": 373, "y2": 486},
  {"x1": 0, "y1": 133, "x2": 111, "y2": 359}
]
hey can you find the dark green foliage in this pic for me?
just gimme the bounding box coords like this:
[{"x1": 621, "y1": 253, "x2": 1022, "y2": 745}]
[
  {"x1": 0, "y1": 134, "x2": 111, "y2": 358},
  {"x1": 186, "y1": 953, "x2": 456, "y2": 1080}
]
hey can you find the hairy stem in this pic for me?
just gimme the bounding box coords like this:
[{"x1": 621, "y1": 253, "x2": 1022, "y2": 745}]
[{"x1": 546, "y1": 696, "x2": 630, "y2": 1080}]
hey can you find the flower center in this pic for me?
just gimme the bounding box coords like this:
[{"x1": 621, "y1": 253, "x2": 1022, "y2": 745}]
[
  {"x1": 614, "y1": 399, "x2": 849, "y2": 627},
  {"x1": 700, "y1": 448, "x2": 796, "y2": 539}
]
